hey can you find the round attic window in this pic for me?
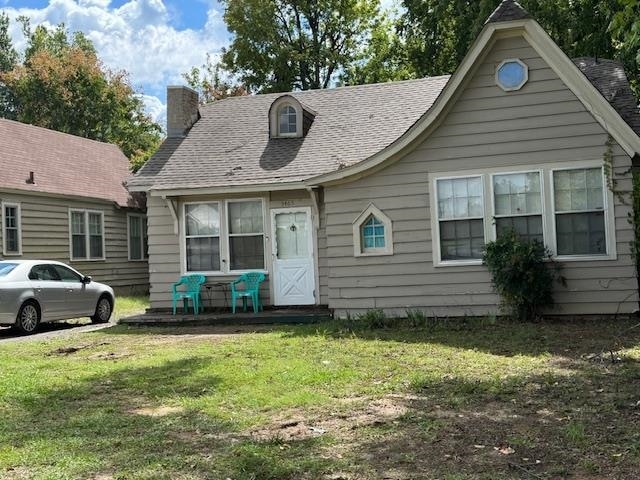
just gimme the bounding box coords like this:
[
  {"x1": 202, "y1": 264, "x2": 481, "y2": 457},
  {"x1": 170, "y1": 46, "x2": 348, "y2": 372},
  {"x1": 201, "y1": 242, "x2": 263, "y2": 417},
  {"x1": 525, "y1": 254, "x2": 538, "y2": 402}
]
[{"x1": 496, "y1": 59, "x2": 528, "y2": 91}]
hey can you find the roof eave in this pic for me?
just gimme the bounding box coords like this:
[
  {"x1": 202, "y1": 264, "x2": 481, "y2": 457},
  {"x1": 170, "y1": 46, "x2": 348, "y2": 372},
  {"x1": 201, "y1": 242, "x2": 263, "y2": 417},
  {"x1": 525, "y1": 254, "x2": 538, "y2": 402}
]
[{"x1": 147, "y1": 181, "x2": 310, "y2": 197}]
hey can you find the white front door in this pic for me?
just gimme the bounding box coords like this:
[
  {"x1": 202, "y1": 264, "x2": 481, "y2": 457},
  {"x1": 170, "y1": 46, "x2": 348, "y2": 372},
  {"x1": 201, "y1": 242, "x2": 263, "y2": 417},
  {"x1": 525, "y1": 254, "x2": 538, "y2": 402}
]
[{"x1": 271, "y1": 207, "x2": 315, "y2": 306}]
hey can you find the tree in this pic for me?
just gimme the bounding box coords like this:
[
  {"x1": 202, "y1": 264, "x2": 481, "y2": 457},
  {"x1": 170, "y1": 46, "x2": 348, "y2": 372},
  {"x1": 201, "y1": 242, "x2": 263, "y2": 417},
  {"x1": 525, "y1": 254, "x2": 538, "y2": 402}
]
[
  {"x1": 0, "y1": 20, "x2": 161, "y2": 171},
  {"x1": 221, "y1": 0, "x2": 382, "y2": 92},
  {"x1": 610, "y1": 0, "x2": 640, "y2": 92},
  {"x1": 0, "y1": 12, "x2": 18, "y2": 119},
  {"x1": 398, "y1": 0, "x2": 638, "y2": 93},
  {"x1": 182, "y1": 54, "x2": 248, "y2": 104},
  {"x1": 341, "y1": 16, "x2": 416, "y2": 85}
]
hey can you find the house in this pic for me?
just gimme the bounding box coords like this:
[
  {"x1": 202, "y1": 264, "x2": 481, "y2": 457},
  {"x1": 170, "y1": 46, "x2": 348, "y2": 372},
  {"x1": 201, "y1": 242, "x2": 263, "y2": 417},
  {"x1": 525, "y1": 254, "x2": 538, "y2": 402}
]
[
  {"x1": 128, "y1": 0, "x2": 640, "y2": 317},
  {"x1": 0, "y1": 119, "x2": 149, "y2": 294}
]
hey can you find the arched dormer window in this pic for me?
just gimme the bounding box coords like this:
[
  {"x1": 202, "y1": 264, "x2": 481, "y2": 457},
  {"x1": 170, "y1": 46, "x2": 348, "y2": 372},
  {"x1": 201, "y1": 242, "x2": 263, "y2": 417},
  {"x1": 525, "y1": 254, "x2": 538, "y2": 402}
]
[
  {"x1": 269, "y1": 95, "x2": 304, "y2": 138},
  {"x1": 352, "y1": 204, "x2": 393, "y2": 257},
  {"x1": 279, "y1": 105, "x2": 297, "y2": 135}
]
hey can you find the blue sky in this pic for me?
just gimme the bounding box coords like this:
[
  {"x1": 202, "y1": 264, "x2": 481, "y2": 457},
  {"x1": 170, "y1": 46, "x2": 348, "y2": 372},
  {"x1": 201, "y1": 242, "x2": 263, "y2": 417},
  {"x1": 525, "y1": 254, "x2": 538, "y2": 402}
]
[{"x1": 0, "y1": 0, "x2": 397, "y2": 128}]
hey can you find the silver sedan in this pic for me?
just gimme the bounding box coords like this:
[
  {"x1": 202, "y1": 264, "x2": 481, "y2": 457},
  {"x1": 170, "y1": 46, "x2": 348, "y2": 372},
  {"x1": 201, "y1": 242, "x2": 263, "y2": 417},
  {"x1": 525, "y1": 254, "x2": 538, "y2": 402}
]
[{"x1": 0, "y1": 260, "x2": 115, "y2": 335}]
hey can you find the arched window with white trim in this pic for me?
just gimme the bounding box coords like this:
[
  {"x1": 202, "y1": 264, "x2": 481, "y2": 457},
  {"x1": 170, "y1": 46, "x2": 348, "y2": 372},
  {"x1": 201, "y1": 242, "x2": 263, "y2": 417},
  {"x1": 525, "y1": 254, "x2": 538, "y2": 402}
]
[{"x1": 269, "y1": 96, "x2": 304, "y2": 138}]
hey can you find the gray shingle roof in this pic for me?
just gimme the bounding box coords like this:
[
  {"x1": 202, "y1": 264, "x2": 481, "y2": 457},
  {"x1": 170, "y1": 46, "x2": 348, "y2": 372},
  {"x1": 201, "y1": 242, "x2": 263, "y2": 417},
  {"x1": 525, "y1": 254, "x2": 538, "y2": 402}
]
[
  {"x1": 129, "y1": 76, "x2": 450, "y2": 190},
  {"x1": 573, "y1": 57, "x2": 640, "y2": 136},
  {"x1": 131, "y1": 55, "x2": 640, "y2": 192},
  {"x1": 486, "y1": 0, "x2": 531, "y2": 24}
]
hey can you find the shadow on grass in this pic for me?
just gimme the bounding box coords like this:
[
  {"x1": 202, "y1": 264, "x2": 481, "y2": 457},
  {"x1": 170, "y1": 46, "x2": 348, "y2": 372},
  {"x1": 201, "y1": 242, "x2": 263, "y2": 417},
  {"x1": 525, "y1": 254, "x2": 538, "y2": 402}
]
[
  {"x1": 278, "y1": 317, "x2": 640, "y2": 359},
  {"x1": 342, "y1": 368, "x2": 640, "y2": 479},
  {"x1": 0, "y1": 356, "x2": 334, "y2": 480}
]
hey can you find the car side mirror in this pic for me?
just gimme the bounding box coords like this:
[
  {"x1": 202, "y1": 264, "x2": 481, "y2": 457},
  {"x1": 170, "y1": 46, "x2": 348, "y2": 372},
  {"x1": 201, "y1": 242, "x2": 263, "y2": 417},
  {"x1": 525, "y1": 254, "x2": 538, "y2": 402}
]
[{"x1": 82, "y1": 276, "x2": 92, "y2": 284}]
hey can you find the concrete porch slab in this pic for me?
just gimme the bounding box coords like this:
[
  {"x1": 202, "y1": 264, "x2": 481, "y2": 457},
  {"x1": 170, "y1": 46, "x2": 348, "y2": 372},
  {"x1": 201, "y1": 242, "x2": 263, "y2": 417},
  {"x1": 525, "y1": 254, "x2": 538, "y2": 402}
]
[{"x1": 119, "y1": 308, "x2": 333, "y2": 327}]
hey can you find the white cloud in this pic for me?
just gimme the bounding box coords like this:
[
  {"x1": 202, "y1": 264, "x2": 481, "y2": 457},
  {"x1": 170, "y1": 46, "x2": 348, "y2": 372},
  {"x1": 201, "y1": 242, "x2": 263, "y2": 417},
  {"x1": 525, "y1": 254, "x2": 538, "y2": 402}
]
[
  {"x1": 2, "y1": 0, "x2": 230, "y2": 129},
  {"x1": 139, "y1": 93, "x2": 167, "y2": 129}
]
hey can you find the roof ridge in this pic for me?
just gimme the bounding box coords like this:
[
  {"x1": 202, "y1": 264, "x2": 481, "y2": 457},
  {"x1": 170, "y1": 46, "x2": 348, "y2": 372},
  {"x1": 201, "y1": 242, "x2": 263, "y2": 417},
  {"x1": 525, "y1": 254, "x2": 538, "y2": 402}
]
[{"x1": 201, "y1": 75, "x2": 452, "y2": 108}]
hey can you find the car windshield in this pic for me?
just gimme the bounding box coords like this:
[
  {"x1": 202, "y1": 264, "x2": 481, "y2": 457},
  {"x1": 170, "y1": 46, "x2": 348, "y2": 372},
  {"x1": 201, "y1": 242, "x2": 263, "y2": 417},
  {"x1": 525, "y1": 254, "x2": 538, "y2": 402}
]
[{"x1": 0, "y1": 262, "x2": 18, "y2": 277}]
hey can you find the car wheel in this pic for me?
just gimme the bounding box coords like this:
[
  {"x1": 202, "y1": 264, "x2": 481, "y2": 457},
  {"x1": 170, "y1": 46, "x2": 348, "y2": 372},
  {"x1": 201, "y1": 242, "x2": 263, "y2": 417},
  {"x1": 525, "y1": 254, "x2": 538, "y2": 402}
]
[
  {"x1": 14, "y1": 301, "x2": 40, "y2": 335},
  {"x1": 91, "y1": 295, "x2": 112, "y2": 324}
]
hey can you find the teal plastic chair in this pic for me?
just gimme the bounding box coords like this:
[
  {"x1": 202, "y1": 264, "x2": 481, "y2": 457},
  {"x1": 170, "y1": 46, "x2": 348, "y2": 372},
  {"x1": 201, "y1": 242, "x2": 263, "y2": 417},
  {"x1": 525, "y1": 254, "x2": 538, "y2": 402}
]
[
  {"x1": 230, "y1": 272, "x2": 266, "y2": 313},
  {"x1": 172, "y1": 275, "x2": 206, "y2": 315}
]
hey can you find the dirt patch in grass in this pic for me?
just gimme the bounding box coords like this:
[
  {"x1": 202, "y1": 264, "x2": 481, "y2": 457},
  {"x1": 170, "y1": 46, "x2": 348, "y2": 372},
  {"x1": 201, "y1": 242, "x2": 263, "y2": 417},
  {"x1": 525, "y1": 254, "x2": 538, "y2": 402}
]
[{"x1": 130, "y1": 405, "x2": 185, "y2": 417}]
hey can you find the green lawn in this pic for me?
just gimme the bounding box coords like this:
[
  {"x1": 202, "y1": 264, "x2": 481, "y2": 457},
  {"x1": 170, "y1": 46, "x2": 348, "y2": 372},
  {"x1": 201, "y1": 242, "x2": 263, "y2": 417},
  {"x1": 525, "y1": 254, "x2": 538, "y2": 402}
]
[{"x1": 1, "y1": 314, "x2": 640, "y2": 479}]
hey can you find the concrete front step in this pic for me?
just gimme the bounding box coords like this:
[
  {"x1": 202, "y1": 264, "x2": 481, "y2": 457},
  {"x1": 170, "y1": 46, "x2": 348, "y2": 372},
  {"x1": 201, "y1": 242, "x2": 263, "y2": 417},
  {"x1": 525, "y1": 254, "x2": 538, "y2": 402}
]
[{"x1": 119, "y1": 308, "x2": 333, "y2": 327}]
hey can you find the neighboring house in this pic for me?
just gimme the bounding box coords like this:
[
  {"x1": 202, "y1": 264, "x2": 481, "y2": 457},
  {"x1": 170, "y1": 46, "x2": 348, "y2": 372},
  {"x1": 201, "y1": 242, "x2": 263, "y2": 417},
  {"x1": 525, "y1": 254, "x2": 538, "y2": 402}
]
[
  {"x1": 0, "y1": 119, "x2": 149, "y2": 294},
  {"x1": 128, "y1": 0, "x2": 640, "y2": 317}
]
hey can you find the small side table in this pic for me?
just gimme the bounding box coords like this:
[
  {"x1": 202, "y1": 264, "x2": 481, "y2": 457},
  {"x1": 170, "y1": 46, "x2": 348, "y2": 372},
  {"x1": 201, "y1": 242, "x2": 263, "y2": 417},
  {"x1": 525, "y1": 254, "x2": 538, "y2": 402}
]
[{"x1": 203, "y1": 282, "x2": 230, "y2": 310}]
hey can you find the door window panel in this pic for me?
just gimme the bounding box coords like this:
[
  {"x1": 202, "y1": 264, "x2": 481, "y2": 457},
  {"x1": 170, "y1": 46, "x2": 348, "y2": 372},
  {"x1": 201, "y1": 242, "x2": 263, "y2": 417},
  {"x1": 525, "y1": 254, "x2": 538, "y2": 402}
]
[
  {"x1": 51, "y1": 265, "x2": 82, "y2": 282},
  {"x1": 275, "y1": 212, "x2": 309, "y2": 260}
]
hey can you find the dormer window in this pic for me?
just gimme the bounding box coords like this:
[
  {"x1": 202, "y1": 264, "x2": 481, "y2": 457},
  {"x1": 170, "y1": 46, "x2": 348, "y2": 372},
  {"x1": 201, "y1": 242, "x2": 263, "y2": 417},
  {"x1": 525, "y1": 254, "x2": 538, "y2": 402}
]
[
  {"x1": 269, "y1": 95, "x2": 306, "y2": 138},
  {"x1": 279, "y1": 105, "x2": 297, "y2": 136}
]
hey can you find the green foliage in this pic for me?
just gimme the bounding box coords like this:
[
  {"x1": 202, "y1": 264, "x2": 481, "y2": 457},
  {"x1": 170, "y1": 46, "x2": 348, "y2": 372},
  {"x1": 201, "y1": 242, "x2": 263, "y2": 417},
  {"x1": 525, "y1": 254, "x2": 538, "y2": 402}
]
[
  {"x1": 221, "y1": 0, "x2": 382, "y2": 92},
  {"x1": 0, "y1": 12, "x2": 18, "y2": 119},
  {"x1": 182, "y1": 53, "x2": 248, "y2": 104},
  {"x1": 0, "y1": 18, "x2": 161, "y2": 170},
  {"x1": 400, "y1": 0, "x2": 640, "y2": 95},
  {"x1": 483, "y1": 231, "x2": 563, "y2": 320}
]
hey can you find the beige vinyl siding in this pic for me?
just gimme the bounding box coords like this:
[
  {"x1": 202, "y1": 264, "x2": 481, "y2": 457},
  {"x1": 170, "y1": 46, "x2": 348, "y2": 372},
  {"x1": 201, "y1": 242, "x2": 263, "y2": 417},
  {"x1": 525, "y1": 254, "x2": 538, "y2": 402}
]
[
  {"x1": 324, "y1": 35, "x2": 638, "y2": 318},
  {"x1": 0, "y1": 190, "x2": 148, "y2": 294},
  {"x1": 147, "y1": 189, "x2": 328, "y2": 310}
]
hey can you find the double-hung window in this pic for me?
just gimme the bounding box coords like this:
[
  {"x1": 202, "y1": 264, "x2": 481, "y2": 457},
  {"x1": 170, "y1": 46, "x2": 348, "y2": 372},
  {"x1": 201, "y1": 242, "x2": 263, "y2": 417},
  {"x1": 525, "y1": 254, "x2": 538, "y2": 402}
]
[
  {"x1": 185, "y1": 203, "x2": 221, "y2": 272},
  {"x1": 553, "y1": 167, "x2": 606, "y2": 256},
  {"x1": 183, "y1": 199, "x2": 265, "y2": 274},
  {"x1": 436, "y1": 176, "x2": 485, "y2": 261},
  {"x1": 128, "y1": 214, "x2": 148, "y2": 261},
  {"x1": 2, "y1": 202, "x2": 21, "y2": 256},
  {"x1": 228, "y1": 200, "x2": 265, "y2": 270},
  {"x1": 493, "y1": 171, "x2": 543, "y2": 243},
  {"x1": 432, "y1": 163, "x2": 614, "y2": 266},
  {"x1": 70, "y1": 210, "x2": 104, "y2": 260}
]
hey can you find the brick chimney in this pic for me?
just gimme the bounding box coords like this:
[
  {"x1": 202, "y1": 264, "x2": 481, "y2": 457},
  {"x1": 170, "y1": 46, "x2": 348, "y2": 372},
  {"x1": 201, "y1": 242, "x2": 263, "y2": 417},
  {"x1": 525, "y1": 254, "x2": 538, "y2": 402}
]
[{"x1": 166, "y1": 86, "x2": 200, "y2": 138}]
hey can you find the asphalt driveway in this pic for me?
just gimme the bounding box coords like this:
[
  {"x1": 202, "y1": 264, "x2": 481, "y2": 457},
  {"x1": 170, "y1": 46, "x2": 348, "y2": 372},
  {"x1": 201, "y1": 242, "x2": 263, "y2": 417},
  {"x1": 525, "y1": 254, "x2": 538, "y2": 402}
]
[{"x1": 0, "y1": 321, "x2": 115, "y2": 343}]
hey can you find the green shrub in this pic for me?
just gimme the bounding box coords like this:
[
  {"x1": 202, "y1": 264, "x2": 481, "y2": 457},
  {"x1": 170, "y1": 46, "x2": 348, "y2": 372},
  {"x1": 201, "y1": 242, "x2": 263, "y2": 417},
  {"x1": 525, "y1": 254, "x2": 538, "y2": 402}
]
[{"x1": 482, "y1": 231, "x2": 564, "y2": 320}]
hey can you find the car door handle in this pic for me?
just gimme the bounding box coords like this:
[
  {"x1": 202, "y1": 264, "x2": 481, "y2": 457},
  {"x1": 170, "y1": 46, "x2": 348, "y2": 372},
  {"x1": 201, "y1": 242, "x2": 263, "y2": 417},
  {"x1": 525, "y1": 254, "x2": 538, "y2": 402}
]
[
  {"x1": 35, "y1": 288, "x2": 42, "y2": 294},
  {"x1": 66, "y1": 288, "x2": 74, "y2": 293}
]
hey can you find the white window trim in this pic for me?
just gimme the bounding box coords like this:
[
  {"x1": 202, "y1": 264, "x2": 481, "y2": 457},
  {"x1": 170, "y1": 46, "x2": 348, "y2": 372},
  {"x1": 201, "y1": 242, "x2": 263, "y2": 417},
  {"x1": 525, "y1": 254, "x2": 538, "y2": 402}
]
[
  {"x1": 68, "y1": 209, "x2": 106, "y2": 262},
  {"x1": 431, "y1": 173, "x2": 488, "y2": 267},
  {"x1": 127, "y1": 213, "x2": 148, "y2": 262},
  {"x1": 1, "y1": 201, "x2": 22, "y2": 256},
  {"x1": 548, "y1": 165, "x2": 617, "y2": 262},
  {"x1": 269, "y1": 96, "x2": 303, "y2": 139},
  {"x1": 496, "y1": 58, "x2": 529, "y2": 92},
  {"x1": 353, "y1": 203, "x2": 393, "y2": 257},
  {"x1": 180, "y1": 198, "x2": 268, "y2": 276},
  {"x1": 430, "y1": 160, "x2": 617, "y2": 267}
]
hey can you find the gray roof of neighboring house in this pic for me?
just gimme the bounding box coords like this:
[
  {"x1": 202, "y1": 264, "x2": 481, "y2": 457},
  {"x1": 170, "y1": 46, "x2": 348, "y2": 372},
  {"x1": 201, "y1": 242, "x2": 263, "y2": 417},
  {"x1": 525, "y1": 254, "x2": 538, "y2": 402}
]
[
  {"x1": 486, "y1": 0, "x2": 531, "y2": 24},
  {"x1": 129, "y1": 76, "x2": 450, "y2": 190},
  {"x1": 0, "y1": 119, "x2": 136, "y2": 207},
  {"x1": 573, "y1": 57, "x2": 640, "y2": 136}
]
